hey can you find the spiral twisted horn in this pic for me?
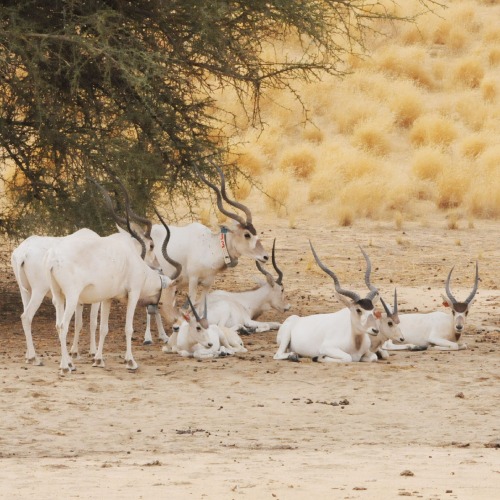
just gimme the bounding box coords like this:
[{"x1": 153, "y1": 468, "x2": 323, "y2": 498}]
[
  {"x1": 89, "y1": 177, "x2": 146, "y2": 259},
  {"x1": 194, "y1": 165, "x2": 254, "y2": 231},
  {"x1": 359, "y1": 246, "x2": 379, "y2": 301},
  {"x1": 154, "y1": 207, "x2": 182, "y2": 280},
  {"x1": 256, "y1": 239, "x2": 283, "y2": 285},
  {"x1": 113, "y1": 176, "x2": 152, "y2": 238},
  {"x1": 309, "y1": 241, "x2": 360, "y2": 302},
  {"x1": 465, "y1": 261, "x2": 479, "y2": 305}
]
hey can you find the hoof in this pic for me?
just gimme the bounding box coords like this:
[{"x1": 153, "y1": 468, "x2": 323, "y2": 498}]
[
  {"x1": 92, "y1": 358, "x2": 105, "y2": 368},
  {"x1": 70, "y1": 352, "x2": 80, "y2": 360},
  {"x1": 59, "y1": 367, "x2": 71, "y2": 376},
  {"x1": 27, "y1": 357, "x2": 44, "y2": 366},
  {"x1": 143, "y1": 340, "x2": 153, "y2": 345},
  {"x1": 288, "y1": 353, "x2": 300, "y2": 362},
  {"x1": 409, "y1": 345, "x2": 427, "y2": 352},
  {"x1": 126, "y1": 359, "x2": 138, "y2": 371}
]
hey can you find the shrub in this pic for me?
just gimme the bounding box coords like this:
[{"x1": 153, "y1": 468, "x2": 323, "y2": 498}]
[
  {"x1": 410, "y1": 114, "x2": 457, "y2": 147},
  {"x1": 452, "y1": 57, "x2": 484, "y2": 88},
  {"x1": 488, "y1": 47, "x2": 500, "y2": 66},
  {"x1": 436, "y1": 163, "x2": 471, "y2": 209},
  {"x1": 374, "y1": 46, "x2": 435, "y2": 88},
  {"x1": 481, "y1": 77, "x2": 498, "y2": 101},
  {"x1": 411, "y1": 147, "x2": 450, "y2": 181},
  {"x1": 351, "y1": 119, "x2": 392, "y2": 156},
  {"x1": 264, "y1": 171, "x2": 290, "y2": 211},
  {"x1": 388, "y1": 80, "x2": 424, "y2": 128},
  {"x1": 460, "y1": 134, "x2": 489, "y2": 159},
  {"x1": 279, "y1": 146, "x2": 317, "y2": 179},
  {"x1": 455, "y1": 95, "x2": 488, "y2": 131}
]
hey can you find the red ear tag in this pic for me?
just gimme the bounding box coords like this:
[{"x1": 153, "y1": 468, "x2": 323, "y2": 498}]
[
  {"x1": 442, "y1": 301, "x2": 450, "y2": 308},
  {"x1": 374, "y1": 310, "x2": 382, "y2": 319},
  {"x1": 182, "y1": 313, "x2": 190, "y2": 321}
]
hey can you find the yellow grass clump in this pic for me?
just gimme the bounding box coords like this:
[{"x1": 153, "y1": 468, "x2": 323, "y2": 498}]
[
  {"x1": 232, "y1": 175, "x2": 252, "y2": 201},
  {"x1": 460, "y1": 133, "x2": 489, "y2": 159},
  {"x1": 452, "y1": 57, "x2": 484, "y2": 88},
  {"x1": 466, "y1": 177, "x2": 500, "y2": 217},
  {"x1": 411, "y1": 147, "x2": 450, "y2": 181},
  {"x1": 410, "y1": 114, "x2": 457, "y2": 147},
  {"x1": 488, "y1": 47, "x2": 500, "y2": 66},
  {"x1": 336, "y1": 206, "x2": 354, "y2": 227},
  {"x1": 446, "y1": 212, "x2": 460, "y2": 230},
  {"x1": 302, "y1": 124, "x2": 324, "y2": 144},
  {"x1": 279, "y1": 146, "x2": 317, "y2": 179},
  {"x1": 351, "y1": 119, "x2": 392, "y2": 156},
  {"x1": 463, "y1": 146, "x2": 500, "y2": 216},
  {"x1": 481, "y1": 77, "x2": 498, "y2": 101},
  {"x1": 231, "y1": 144, "x2": 268, "y2": 177},
  {"x1": 336, "y1": 150, "x2": 385, "y2": 184},
  {"x1": 332, "y1": 93, "x2": 381, "y2": 134},
  {"x1": 388, "y1": 80, "x2": 424, "y2": 128},
  {"x1": 308, "y1": 171, "x2": 335, "y2": 203},
  {"x1": 374, "y1": 46, "x2": 435, "y2": 88},
  {"x1": 336, "y1": 178, "x2": 387, "y2": 219},
  {"x1": 436, "y1": 163, "x2": 471, "y2": 209},
  {"x1": 454, "y1": 94, "x2": 488, "y2": 131},
  {"x1": 263, "y1": 171, "x2": 290, "y2": 212}
]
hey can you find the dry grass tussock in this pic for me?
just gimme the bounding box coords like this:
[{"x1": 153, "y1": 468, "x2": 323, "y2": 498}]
[{"x1": 220, "y1": 0, "x2": 500, "y2": 223}]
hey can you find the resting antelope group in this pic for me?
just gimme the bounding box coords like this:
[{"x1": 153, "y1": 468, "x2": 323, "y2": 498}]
[{"x1": 10, "y1": 168, "x2": 481, "y2": 374}]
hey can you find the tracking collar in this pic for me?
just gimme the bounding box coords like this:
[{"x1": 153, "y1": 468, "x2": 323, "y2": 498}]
[{"x1": 220, "y1": 227, "x2": 238, "y2": 268}]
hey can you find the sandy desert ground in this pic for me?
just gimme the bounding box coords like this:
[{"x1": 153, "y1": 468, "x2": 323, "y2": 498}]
[{"x1": 0, "y1": 202, "x2": 499, "y2": 500}]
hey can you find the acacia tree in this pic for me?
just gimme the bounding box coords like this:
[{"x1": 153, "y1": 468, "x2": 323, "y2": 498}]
[{"x1": 0, "y1": 0, "x2": 437, "y2": 236}]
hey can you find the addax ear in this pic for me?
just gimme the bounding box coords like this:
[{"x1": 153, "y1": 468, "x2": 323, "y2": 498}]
[
  {"x1": 334, "y1": 292, "x2": 353, "y2": 308},
  {"x1": 265, "y1": 274, "x2": 275, "y2": 287},
  {"x1": 441, "y1": 294, "x2": 451, "y2": 308}
]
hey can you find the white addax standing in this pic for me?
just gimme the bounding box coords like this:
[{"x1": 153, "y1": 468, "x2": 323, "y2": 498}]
[
  {"x1": 45, "y1": 197, "x2": 182, "y2": 375},
  {"x1": 274, "y1": 243, "x2": 380, "y2": 363},
  {"x1": 385, "y1": 262, "x2": 479, "y2": 351},
  {"x1": 144, "y1": 166, "x2": 269, "y2": 344},
  {"x1": 10, "y1": 178, "x2": 157, "y2": 366}
]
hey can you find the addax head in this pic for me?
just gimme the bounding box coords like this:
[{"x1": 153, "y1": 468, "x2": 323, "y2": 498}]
[
  {"x1": 441, "y1": 262, "x2": 479, "y2": 338},
  {"x1": 255, "y1": 239, "x2": 291, "y2": 313},
  {"x1": 379, "y1": 289, "x2": 404, "y2": 343},
  {"x1": 186, "y1": 296, "x2": 213, "y2": 349},
  {"x1": 195, "y1": 165, "x2": 268, "y2": 263}
]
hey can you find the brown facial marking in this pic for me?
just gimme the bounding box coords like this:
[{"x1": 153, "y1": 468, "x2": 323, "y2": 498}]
[
  {"x1": 239, "y1": 223, "x2": 257, "y2": 235},
  {"x1": 453, "y1": 303, "x2": 468, "y2": 313}
]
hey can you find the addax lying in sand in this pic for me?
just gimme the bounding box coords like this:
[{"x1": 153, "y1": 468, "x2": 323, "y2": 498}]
[
  {"x1": 384, "y1": 262, "x2": 479, "y2": 352},
  {"x1": 274, "y1": 243, "x2": 381, "y2": 363}
]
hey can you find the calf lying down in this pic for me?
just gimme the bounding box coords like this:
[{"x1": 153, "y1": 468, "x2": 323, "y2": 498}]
[{"x1": 163, "y1": 321, "x2": 247, "y2": 359}]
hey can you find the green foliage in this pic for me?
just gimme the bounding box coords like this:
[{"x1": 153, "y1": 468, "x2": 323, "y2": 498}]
[{"x1": 0, "y1": 0, "x2": 437, "y2": 236}]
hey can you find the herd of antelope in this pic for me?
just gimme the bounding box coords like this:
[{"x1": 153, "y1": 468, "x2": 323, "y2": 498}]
[{"x1": 10, "y1": 168, "x2": 480, "y2": 374}]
